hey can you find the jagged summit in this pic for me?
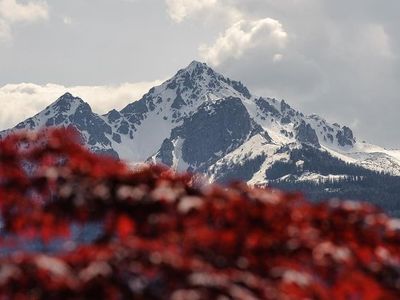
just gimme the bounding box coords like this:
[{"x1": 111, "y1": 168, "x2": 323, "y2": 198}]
[
  {"x1": 175, "y1": 60, "x2": 221, "y2": 78},
  {"x1": 54, "y1": 92, "x2": 83, "y2": 104},
  {"x1": 183, "y1": 60, "x2": 209, "y2": 72},
  {"x1": 178, "y1": 60, "x2": 251, "y2": 99},
  {"x1": 118, "y1": 60, "x2": 251, "y2": 124},
  {"x1": 49, "y1": 92, "x2": 86, "y2": 112},
  {"x1": 60, "y1": 92, "x2": 74, "y2": 99}
]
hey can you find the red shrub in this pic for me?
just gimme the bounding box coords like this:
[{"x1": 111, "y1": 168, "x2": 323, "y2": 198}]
[{"x1": 0, "y1": 128, "x2": 399, "y2": 299}]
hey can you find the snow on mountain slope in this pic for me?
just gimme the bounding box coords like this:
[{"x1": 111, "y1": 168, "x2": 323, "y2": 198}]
[
  {"x1": 104, "y1": 61, "x2": 254, "y2": 162},
  {"x1": 321, "y1": 141, "x2": 400, "y2": 175},
  {"x1": 207, "y1": 134, "x2": 283, "y2": 185},
  {"x1": 1, "y1": 60, "x2": 400, "y2": 184},
  {"x1": 278, "y1": 172, "x2": 351, "y2": 183}
]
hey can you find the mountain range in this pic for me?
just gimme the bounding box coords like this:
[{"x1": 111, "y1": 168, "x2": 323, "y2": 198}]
[{"x1": 2, "y1": 61, "x2": 400, "y2": 215}]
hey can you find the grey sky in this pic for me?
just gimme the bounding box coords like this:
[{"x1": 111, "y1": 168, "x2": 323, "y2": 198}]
[{"x1": 0, "y1": 0, "x2": 399, "y2": 148}]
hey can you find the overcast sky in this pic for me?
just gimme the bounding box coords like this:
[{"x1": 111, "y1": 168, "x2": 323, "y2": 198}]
[{"x1": 0, "y1": 0, "x2": 399, "y2": 148}]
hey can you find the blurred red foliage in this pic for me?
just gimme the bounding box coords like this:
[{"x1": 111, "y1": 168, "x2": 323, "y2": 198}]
[{"x1": 0, "y1": 128, "x2": 399, "y2": 299}]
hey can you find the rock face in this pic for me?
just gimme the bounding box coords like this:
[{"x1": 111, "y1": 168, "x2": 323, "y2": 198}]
[
  {"x1": 2, "y1": 60, "x2": 400, "y2": 215},
  {"x1": 336, "y1": 126, "x2": 355, "y2": 147},
  {"x1": 154, "y1": 97, "x2": 270, "y2": 173},
  {"x1": 295, "y1": 121, "x2": 320, "y2": 148}
]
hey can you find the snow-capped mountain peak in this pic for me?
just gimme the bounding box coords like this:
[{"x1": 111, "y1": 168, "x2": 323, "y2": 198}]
[
  {"x1": 2, "y1": 61, "x2": 400, "y2": 215},
  {"x1": 130, "y1": 60, "x2": 251, "y2": 111},
  {"x1": 12, "y1": 92, "x2": 86, "y2": 131},
  {"x1": 52, "y1": 92, "x2": 84, "y2": 108}
]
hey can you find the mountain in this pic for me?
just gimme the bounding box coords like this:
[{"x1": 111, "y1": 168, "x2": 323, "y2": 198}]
[
  {"x1": 2, "y1": 61, "x2": 400, "y2": 215},
  {"x1": 5, "y1": 93, "x2": 119, "y2": 158}
]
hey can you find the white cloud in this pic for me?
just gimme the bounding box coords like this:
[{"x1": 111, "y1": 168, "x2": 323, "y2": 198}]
[
  {"x1": 0, "y1": 0, "x2": 48, "y2": 41},
  {"x1": 0, "y1": 80, "x2": 163, "y2": 130},
  {"x1": 166, "y1": 0, "x2": 217, "y2": 23},
  {"x1": 0, "y1": 0, "x2": 48, "y2": 22},
  {"x1": 200, "y1": 18, "x2": 288, "y2": 66},
  {"x1": 164, "y1": 0, "x2": 289, "y2": 69},
  {"x1": 165, "y1": 0, "x2": 243, "y2": 24}
]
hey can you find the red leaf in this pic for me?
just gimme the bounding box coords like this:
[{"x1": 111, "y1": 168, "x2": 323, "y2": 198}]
[{"x1": 116, "y1": 214, "x2": 136, "y2": 239}]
